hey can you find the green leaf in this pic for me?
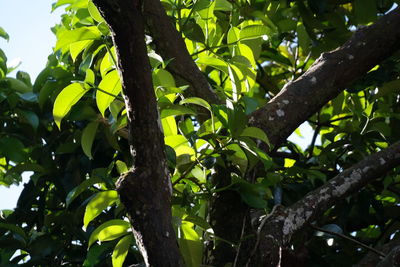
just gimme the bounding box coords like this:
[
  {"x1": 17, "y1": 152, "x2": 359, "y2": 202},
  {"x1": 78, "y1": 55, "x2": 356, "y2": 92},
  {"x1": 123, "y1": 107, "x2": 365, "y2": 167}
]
[
  {"x1": 0, "y1": 222, "x2": 27, "y2": 243},
  {"x1": 179, "y1": 221, "x2": 202, "y2": 267},
  {"x1": 153, "y1": 69, "x2": 175, "y2": 87},
  {"x1": 112, "y1": 235, "x2": 134, "y2": 267},
  {"x1": 196, "y1": 56, "x2": 229, "y2": 74},
  {"x1": 240, "y1": 127, "x2": 270, "y2": 146},
  {"x1": 0, "y1": 26, "x2": 9, "y2": 41},
  {"x1": 17, "y1": 110, "x2": 39, "y2": 130},
  {"x1": 0, "y1": 77, "x2": 31, "y2": 93},
  {"x1": 297, "y1": 22, "x2": 311, "y2": 54},
  {"x1": 83, "y1": 190, "x2": 119, "y2": 228},
  {"x1": 183, "y1": 215, "x2": 212, "y2": 231},
  {"x1": 66, "y1": 176, "x2": 102, "y2": 207},
  {"x1": 180, "y1": 97, "x2": 211, "y2": 111},
  {"x1": 84, "y1": 242, "x2": 115, "y2": 267},
  {"x1": 52, "y1": 0, "x2": 75, "y2": 11},
  {"x1": 96, "y1": 69, "x2": 122, "y2": 117},
  {"x1": 165, "y1": 135, "x2": 189, "y2": 149},
  {"x1": 115, "y1": 160, "x2": 128, "y2": 174},
  {"x1": 162, "y1": 116, "x2": 178, "y2": 136},
  {"x1": 227, "y1": 26, "x2": 240, "y2": 45},
  {"x1": 81, "y1": 121, "x2": 99, "y2": 159},
  {"x1": 160, "y1": 104, "x2": 196, "y2": 119},
  {"x1": 215, "y1": 0, "x2": 232, "y2": 11},
  {"x1": 88, "y1": 219, "x2": 130, "y2": 248},
  {"x1": 0, "y1": 137, "x2": 27, "y2": 163},
  {"x1": 88, "y1": 0, "x2": 105, "y2": 22},
  {"x1": 98, "y1": 225, "x2": 129, "y2": 242},
  {"x1": 55, "y1": 26, "x2": 102, "y2": 51},
  {"x1": 85, "y1": 69, "x2": 95, "y2": 87},
  {"x1": 239, "y1": 25, "x2": 269, "y2": 41},
  {"x1": 70, "y1": 40, "x2": 93, "y2": 61},
  {"x1": 53, "y1": 83, "x2": 88, "y2": 129}
]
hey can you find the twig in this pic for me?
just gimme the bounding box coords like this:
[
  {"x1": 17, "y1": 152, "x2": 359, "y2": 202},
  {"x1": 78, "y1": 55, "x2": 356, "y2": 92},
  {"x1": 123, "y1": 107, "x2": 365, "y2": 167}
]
[{"x1": 310, "y1": 225, "x2": 386, "y2": 258}]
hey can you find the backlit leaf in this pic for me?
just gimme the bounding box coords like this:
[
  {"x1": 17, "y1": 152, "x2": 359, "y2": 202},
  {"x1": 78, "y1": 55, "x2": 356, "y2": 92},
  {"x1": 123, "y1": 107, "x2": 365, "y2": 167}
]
[
  {"x1": 53, "y1": 83, "x2": 88, "y2": 129},
  {"x1": 196, "y1": 56, "x2": 229, "y2": 74},
  {"x1": 88, "y1": 219, "x2": 130, "y2": 248},
  {"x1": 112, "y1": 235, "x2": 134, "y2": 267},
  {"x1": 55, "y1": 26, "x2": 102, "y2": 51},
  {"x1": 88, "y1": 0, "x2": 105, "y2": 22},
  {"x1": 239, "y1": 25, "x2": 269, "y2": 41},
  {"x1": 98, "y1": 224, "x2": 129, "y2": 242},
  {"x1": 96, "y1": 69, "x2": 121, "y2": 117},
  {"x1": 180, "y1": 97, "x2": 211, "y2": 111},
  {"x1": 83, "y1": 190, "x2": 119, "y2": 228},
  {"x1": 0, "y1": 27, "x2": 9, "y2": 41}
]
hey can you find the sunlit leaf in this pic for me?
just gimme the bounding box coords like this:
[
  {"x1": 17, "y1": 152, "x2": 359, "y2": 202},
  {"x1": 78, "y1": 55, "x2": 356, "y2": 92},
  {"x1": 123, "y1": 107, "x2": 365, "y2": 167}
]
[
  {"x1": 88, "y1": 219, "x2": 130, "y2": 248},
  {"x1": 0, "y1": 27, "x2": 9, "y2": 41},
  {"x1": 98, "y1": 224, "x2": 129, "y2": 242},
  {"x1": 160, "y1": 104, "x2": 196, "y2": 119},
  {"x1": 53, "y1": 83, "x2": 88, "y2": 129},
  {"x1": 196, "y1": 56, "x2": 229, "y2": 74},
  {"x1": 180, "y1": 97, "x2": 211, "y2": 111},
  {"x1": 162, "y1": 116, "x2": 178, "y2": 136},
  {"x1": 179, "y1": 221, "x2": 202, "y2": 267},
  {"x1": 70, "y1": 40, "x2": 93, "y2": 61},
  {"x1": 153, "y1": 69, "x2": 175, "y2": 87},
  {"x1": 83, "y1": 190, "x2": 119, "y2": 228},
  {"x1": 96, "y1": 69, "x2": 121, "y2": 117},
  {"x1": 239, "y1": 25, "x2": 269, "y2": 41},
  {"x1": 112, "y1": 235, "x2": 134, "y2": 267},
  {"x1": 55, "y1": 26, "x2": 102, "y2": 51},
  {"x1": 88, "y1": 0, "x2": 105, "y2": 22},
  {"x1": 240, "y1": 127, "x2": 270, "y2": 146}
]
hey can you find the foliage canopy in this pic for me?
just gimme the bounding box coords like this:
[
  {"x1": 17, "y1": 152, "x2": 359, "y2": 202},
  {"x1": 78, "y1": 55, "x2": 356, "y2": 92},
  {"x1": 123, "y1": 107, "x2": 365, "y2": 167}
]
[{"x1": 1, "y1": 0, "x2": 400, "y2": 266}]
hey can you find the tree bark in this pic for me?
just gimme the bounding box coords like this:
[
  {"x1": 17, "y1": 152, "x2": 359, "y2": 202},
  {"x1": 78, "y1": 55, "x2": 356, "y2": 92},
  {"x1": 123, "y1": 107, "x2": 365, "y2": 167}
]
[
  {"x1": 249, "y1": 7, "x2": 400, "y2": 148},
  {"x1": 140, "y1": 3, "x2": 400, "y2": 265},
  {"x1": 251, "y1": 141, "x2": 400, "y2": 265},
  {"x1": 92, "y1": 0, "x2": 183, "y2": 266},
  {"x1": 92, "y1": 1, "x2": 400, "y2": 265},
  {"x1": 143, "y1": 0, "x2": 221, "y2": 105}
]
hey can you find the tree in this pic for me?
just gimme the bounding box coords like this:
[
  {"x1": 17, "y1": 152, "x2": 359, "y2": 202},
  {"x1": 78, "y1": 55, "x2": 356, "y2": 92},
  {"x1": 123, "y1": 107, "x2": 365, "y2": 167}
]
[{"x1": 0, "y1": 0, "x2": 400, "y2": 266}]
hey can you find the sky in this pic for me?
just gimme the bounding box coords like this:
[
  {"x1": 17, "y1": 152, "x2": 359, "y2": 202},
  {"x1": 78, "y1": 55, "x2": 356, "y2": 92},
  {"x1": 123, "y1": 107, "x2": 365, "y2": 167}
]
[
  {"x1": 0, "y1": 0, "x2": 319, "y2": 210},
  {"x1": 0, "y1": 0, "x2": 63, "y2": 210},
  {"x1": 0, "y1": 0, "x2": 63, "y2": 79}
]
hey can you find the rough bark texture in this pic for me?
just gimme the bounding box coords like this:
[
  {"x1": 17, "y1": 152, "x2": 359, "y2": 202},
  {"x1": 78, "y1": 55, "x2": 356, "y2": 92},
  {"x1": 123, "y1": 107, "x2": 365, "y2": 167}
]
[
  {"x1": 205, "y1": 164, "x2": 250, "y2": 266},
  {"x1": 90, "y1": 1, "x2": 400, "y2": 265},
  {"x1": 143, "y1": 0, "x2": 221, "y2": 105},
  {"x1": 251, "y1": 141, "x2": 400, "y2": 266},
  {"x1": 92, "y1": 0, "x2": 183, "y2": 266},
  {"x1": 249, "y1": 7, "x2": 400, "y2": 148}
]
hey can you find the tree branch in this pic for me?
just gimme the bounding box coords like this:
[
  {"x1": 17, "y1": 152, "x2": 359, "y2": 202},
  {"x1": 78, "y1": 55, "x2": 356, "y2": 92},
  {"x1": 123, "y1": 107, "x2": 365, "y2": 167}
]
[
  {"x1": 254, "y1": 141, "x2": 400, "y2": 265},
  {"x1": 249, "y1": 7, "x2": 400, "y2": 148},
  {"x1": 143, "y1": 0, "x2": 221, "y2": 105},
  {"x1": 92, "y1": 0, "x2": 183, "y2": 266}
]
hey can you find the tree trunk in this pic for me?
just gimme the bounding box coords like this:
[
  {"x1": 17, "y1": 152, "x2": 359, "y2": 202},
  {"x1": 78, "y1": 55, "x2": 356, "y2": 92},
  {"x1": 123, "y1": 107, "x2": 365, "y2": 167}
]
[{"x1": 92, "y1": 0, "x2": 183, "y2": 266}]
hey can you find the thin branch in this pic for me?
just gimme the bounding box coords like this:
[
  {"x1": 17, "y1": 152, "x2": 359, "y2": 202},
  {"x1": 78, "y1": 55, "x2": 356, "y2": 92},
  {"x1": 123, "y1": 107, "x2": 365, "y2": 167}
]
[
  {"x1": 310, "y1": 224, "x2": 386, "y2": 258},
  {"x1": 249, "y1": 7, "x2": 400, "y2": 149},
  {"x1": 255, "y1": 141, "x2": 400, "y2": 265},
  {"x1": 143, "y1": 0, "x2": 221, "y2": 105}
]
